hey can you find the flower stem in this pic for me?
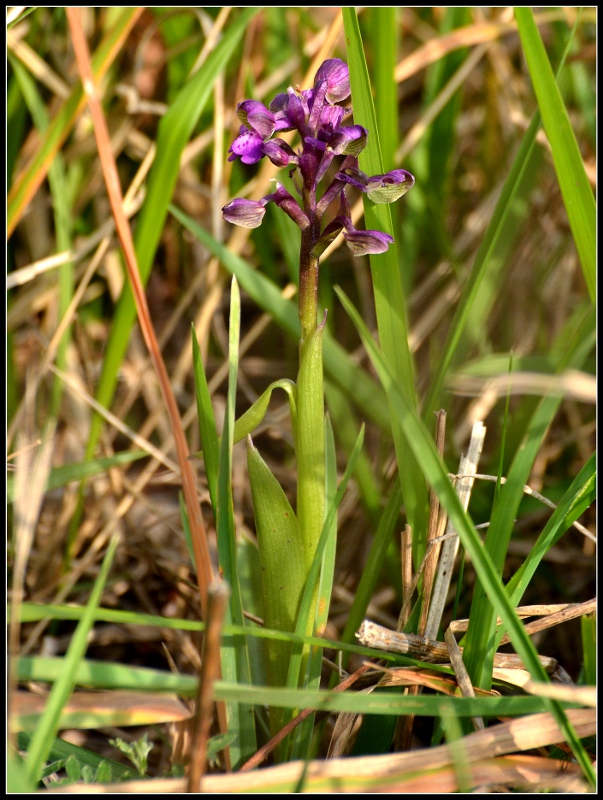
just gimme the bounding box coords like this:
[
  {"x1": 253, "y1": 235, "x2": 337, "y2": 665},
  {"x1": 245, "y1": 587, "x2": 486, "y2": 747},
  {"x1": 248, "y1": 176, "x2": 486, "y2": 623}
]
[{"x1": 296, "y1": 220, "x2": 325, "y2": 600}]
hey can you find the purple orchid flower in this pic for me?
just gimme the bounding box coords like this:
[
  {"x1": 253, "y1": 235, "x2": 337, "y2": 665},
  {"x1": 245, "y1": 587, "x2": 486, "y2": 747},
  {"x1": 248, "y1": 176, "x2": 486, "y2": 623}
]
[{"x1": 223, "y1": 58, "x2": 414, "y2": 266}]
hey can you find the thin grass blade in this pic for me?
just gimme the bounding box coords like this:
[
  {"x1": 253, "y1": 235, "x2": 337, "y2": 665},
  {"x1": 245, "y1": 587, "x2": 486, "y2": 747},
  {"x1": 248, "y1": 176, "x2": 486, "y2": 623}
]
[
  {"x1": 23, "y1": 532, "x2": 120, "y2": 783},
  {"x1": 335, "y1": 284, "x2": 594, "y2": 784},
  {"x1": 215, "y1": 277, "x2": 257, "y2": 766},
  {"x1": 343, "y1": 8, "x2": 428, "y2": 543},
  {"x1": 515, "y1": 8, "x2": 595, "y2": 302}
]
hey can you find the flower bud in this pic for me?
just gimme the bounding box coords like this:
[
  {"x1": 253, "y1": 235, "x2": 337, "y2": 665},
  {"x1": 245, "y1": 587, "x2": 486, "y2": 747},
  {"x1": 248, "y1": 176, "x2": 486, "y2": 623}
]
[
  {"x1": 222, "y1": 198, "x2": 266, "y2": 228},
  {"x1": 314, "y1": 58, "x2": 351, "y2": 104},
  {"x1": 366, "y1": 169, "x2": 415, "y2": 204},
  {"x1": 237, "y1": 100, "x2": 275, "y2": 140},
  {"x1": 343, "y1": 229, "x2": 394, "y2": 256},
  {"x1": 326, "y1": 125, "x2": 368, "y2": 157},
  {"x1": 262, "y1": 139, "x2": 299, "y2": 168}
]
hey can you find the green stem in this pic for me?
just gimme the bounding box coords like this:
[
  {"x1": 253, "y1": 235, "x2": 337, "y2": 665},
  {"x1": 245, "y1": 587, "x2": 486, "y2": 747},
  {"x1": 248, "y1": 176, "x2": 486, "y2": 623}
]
[
  {"x1": 296, "y1": 209, "x2": 325, "y2": 601},
  {"x1": 296, "y1": 319, "x2": 325, "y2": 573}
]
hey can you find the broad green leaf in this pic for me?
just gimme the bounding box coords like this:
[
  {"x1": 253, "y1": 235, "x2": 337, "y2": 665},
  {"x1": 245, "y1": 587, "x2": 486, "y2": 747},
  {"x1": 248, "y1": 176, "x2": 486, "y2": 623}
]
[{"x1": 247, "y1": 437, "x2": 305, "y2": 741}]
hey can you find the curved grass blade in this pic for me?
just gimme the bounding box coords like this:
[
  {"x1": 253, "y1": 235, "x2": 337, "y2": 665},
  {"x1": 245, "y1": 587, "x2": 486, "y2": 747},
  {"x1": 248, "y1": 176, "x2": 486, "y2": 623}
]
[
  {"x1": 422, "y1": 14, "x2": 585, "y2": 418},
  {"x1": 23, "y1": 532, "x2": 120, "y2": 783},
  {"x1": 501, "y1": 451, "x2": 595, "y2": 623},
  {"x1": 335, "y1": 284, "x2": 595, "y2": 784},
  {"x1": 191, "y1": 379, "x2": 298, "y2": 467},
  {"x1": 515, "y1": 8, "x2": 595, "y2": 302},
  {"x1": 7, "y1": 450, "x2": 147, "y2": 504},
  {"x1": 216, "y1": 277, "x2": 256, "y2": 766}
]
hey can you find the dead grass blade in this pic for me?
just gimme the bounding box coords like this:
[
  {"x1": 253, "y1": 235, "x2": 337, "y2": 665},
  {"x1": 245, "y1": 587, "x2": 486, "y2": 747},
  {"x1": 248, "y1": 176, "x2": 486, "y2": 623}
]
[
  {"x1": 65, "y1": 8, "x2": 212, "y2": 616},
  {"x1": 39, "y1": 708, "x2": 595, "y2": 793}
]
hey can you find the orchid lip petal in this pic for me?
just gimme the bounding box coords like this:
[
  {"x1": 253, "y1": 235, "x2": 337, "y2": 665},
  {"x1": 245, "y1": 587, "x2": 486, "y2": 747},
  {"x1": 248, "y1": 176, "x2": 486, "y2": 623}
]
[{"x1": 228, "y1": 128, "x2": 265, "y2": 164}]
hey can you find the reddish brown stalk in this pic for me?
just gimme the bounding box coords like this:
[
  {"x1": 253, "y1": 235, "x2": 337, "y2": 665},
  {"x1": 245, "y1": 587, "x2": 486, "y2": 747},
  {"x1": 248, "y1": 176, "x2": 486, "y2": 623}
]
[
  {"x1": 65, "y1": 9, "x2": 212, "y2": 614},
  {"x1": 188, "y1": 581, "x2": 230, "y2": 793}
]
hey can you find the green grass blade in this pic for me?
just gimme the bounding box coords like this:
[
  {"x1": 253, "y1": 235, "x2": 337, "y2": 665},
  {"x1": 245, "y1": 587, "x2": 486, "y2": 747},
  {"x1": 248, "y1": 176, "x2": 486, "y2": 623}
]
[
  {"x1": 463, "y1": 308, "x2": 595, "y2": 688},
  {"x1": 216, "y1": 277, "x2": 256, "y2": 766},
  {"x1": 86, "y1": 8, "x2": 259, "y2": 458},
  {"x1": 335, "y1": 285, "x2": 595, "y2": 784},
  {"x1": 515, "y1": 8, "x2": 595, "y2": 302},
  {"x1": 344, "y1": 8, "x2": 428, "y2": 543},
  {"x1": 7, "y1": 450, "x2": 147, "y2": 504},
  {"x1": 580, "y1": 611, "x2": 596, "y2": 687},
  {"x1": 369, "y1": 8, "x2": 399, "y2": 173},
  {"x1": 24, "y1": 531, "x2": 120, "y2": 783},
  {"x1": 502, "y1": 451, "x2": 595, "y2": 622},
  {"x1": 191, "y1": 324, "x2": 220, "y2": 514},
  {"x1": 8, "y1": 56, "x2": 74, "y2": 417},
  {"x1": 214, "y1": 682, "x2": 558, "y2": 718},
  {"x1": 422, "y1": 17, "x2": 583, "y2": 418}
]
